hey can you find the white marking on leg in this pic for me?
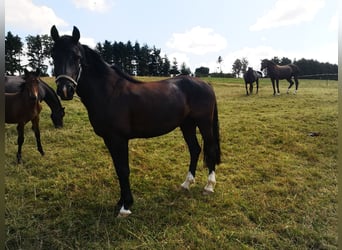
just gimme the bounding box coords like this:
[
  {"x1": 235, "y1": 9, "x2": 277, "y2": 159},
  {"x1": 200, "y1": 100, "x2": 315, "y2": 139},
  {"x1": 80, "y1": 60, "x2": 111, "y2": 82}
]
[
  {"x1": 181, "y1": 172, "x2": 195, "y2": 190},
  {"x1": 117, "y1": 205, "x2": 132, "y2": 218},
  {"x1": 287, "y1": 89, "x2": 290, "y2": 94},
  {"x1": 293, "y1": 90, "x2": 297, "y2": 95},
  {"x1": 204, "y1": 171, "x2": 216, "y2": 194}
]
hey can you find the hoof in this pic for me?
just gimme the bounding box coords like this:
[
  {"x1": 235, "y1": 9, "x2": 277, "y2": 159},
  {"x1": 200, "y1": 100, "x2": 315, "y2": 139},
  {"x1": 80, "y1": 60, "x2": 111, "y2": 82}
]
[
  {"x1": 203, "y1": 188, "x2": 214, "y2": 195},
  {"x1": 203, "y1": 171, "x2": 216, "y2": 194},
  {"x1": 181, "y1": 172, "x2": 195, "y2": 190},
  {"x1": 117, "y1": 206, "x2": 132, "y2": 218}
]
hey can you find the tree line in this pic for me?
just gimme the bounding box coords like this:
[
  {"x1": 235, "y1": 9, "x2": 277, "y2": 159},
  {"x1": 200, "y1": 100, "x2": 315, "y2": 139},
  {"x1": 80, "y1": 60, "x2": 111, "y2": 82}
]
[{"x1": 5, "y1": 31, "x2": 337, "y2": 79}]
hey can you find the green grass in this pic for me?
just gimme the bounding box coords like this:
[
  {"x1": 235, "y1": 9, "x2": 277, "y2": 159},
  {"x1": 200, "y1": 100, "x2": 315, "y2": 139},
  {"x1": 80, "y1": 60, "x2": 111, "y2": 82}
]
[{"x1": 5, "y1": 77, "x2": 337, "y2": 249}]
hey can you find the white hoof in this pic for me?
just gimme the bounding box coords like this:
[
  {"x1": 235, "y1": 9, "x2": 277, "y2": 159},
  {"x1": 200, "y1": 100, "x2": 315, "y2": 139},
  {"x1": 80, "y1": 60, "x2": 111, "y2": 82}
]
[
  {"x1": 203, "y1": 171, "x2": 216, "y2": 194},
  {"x1": 117, "y1": 206, "x2": 132, "y2": 218},
  {"x1": 181, "y1": 172, "x2": 195, "y2": 190}
]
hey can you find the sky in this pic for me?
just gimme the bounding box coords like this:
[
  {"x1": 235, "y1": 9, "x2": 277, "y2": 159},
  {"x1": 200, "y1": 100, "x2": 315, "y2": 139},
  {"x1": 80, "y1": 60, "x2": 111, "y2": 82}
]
[{"x1": 5, "y1": 0, "x2": 338, "y2": 74}]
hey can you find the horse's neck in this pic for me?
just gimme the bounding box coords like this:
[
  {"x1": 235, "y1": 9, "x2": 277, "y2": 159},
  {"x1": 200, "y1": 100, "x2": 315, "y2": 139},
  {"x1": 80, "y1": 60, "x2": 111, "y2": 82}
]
[{"x1": 41, "y1": 82, "x2": 63, "y2": 110}]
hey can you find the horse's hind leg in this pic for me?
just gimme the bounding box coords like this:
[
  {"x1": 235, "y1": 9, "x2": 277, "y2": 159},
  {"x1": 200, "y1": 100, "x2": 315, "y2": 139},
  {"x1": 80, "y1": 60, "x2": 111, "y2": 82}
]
[
  {"x1": 16, "y1": 123, "x2": 25, "y2": 163},
  {"x1": 286, "y1": 78, "x2": 294, "y2": 94},
  {"x1": 256, "y1": 80, "x2": 259, "y2": 94},
  {"x1": 198, "y1": 120, "x2": 218, "y2": 194},
  {"x1": 180, "y1": 119, "x2": 201, "y2": 190},
  {"x1": 294, "y1": 77, "x2": 299, "y2": 94},
  {"x1": 31, "y1": 117, "x2": 44, "y2": 156}
]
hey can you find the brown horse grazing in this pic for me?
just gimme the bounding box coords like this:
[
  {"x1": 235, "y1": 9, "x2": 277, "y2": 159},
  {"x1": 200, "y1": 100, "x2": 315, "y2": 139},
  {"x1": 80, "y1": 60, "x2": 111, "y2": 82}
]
[
  {"x1": 261, "y1": 59, "x2": 300, "y2": 95},
  {"x1": 243, "y1": 67, "x2": 262, "y2": 95},
  {"x1": 5, "y1": 69, "x2": 45, "y2": 163},
  {"x1": 5, "y1": 75, "x2": 65, "y2": 128},
  {"x1": 50, "y1": 25, "x2": 221, "y2": 217}
]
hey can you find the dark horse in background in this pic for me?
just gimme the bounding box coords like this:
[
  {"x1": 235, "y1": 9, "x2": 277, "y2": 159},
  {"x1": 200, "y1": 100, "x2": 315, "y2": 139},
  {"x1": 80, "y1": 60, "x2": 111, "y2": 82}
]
[
  {"x1": 5, "y1": 69, "x2": 45, "y2": 163},
  {"x1": 261, "y1": 59, "x2": 300, "y2": 95},
  {"x1": 243, "y1": 67, "x2": 262, "y2": 95},
  {"x1": 50, "y1": 25, "x2": 221, "y2": 217},
  {"x1": 5, "y1": 75, "x2": 65, "y2": 128}
]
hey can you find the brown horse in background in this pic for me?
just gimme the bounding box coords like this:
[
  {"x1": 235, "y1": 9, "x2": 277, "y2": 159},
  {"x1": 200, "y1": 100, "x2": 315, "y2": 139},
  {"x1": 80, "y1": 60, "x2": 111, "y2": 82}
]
[
  {"x1": 261, "y1": 59, "x2": 300, "y2": 95},
  {"x1": 5, "y1": 69, "x2": 45, "y2": 163}
]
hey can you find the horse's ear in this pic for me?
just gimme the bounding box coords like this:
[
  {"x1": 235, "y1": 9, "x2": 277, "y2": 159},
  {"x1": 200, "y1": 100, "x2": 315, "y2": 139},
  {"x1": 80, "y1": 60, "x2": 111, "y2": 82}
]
[
  {"x1": 24, "y1": 69, "x2": 29, "y2": 76},
  {"x1": 72, "y1": 26, "x2": 80, "y2": 43},
  {"x1": 50, "y1": 25, "x2": 59, "y2": 41}
]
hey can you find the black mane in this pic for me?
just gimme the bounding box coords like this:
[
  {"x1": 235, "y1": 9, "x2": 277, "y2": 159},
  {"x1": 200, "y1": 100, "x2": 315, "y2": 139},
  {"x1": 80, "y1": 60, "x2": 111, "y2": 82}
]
[
  {"x1": 110, "y1": 65, "x2": 143, "y2": 84},
  {"x1": 82, "y1": 45, "x2": 142, "y2": 84}
]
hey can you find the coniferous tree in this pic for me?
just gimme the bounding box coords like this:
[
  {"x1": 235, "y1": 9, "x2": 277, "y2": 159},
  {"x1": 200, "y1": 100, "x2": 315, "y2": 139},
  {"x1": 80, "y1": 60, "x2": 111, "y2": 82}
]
[{"x1": 5, "y1": 31, "x2": 24, "y2": 75}]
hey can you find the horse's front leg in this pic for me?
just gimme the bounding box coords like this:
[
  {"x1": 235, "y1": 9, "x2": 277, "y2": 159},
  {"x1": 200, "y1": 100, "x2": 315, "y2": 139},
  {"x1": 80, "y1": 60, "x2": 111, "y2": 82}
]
[
  {"x1": 16, "y1": 123, "x2": 25, "y2": 163},
  {"x1": 31, "y1": 116, "x2": 44, "y2": 156},
  {"x1": 271, "y1": 79, "x2": 276, "y2": 95},
  {"x1": 104, "y1": 136, "x2": 133, "y2": 217},
  {"x1": 245, "y1": 82, "x2": 249, "y2": 95},
  {"x1": 276, "y1": 79, "x2": 280, "y2": 95}
]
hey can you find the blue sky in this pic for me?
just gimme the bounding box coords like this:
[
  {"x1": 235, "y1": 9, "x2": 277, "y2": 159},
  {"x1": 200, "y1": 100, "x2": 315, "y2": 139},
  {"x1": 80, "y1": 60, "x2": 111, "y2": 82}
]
[{"x1": 5, "y1": 0, "x2": 338, "y2": 73}]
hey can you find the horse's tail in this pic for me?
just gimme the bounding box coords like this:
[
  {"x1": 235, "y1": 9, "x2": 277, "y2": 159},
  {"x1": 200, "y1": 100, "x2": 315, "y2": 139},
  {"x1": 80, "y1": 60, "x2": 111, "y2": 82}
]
[{"x1": 212, "y1": 101, "x2": 221, "y2": 165}]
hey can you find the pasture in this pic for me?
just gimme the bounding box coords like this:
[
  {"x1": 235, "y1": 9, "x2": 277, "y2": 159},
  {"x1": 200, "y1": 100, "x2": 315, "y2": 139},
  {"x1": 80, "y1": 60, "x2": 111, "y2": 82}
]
[{"x1": 5, "y1": 77, "x2": 337, "y2": 249}]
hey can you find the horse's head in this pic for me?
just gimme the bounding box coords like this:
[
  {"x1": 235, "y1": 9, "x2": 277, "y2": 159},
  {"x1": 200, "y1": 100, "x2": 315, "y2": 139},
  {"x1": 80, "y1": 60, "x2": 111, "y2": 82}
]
[
  {"x1": 23, "y1": 69, "x2": 40, "y2": 101},
  {"x1": 50, "y1": 25, "x2": 84, "y2": 100},
  {"x1": 260, "y1": 59, "x2": 269, "y2": 71},
  {"x1": 51, "y1": 107, "x2": 65, "y2": 128}
]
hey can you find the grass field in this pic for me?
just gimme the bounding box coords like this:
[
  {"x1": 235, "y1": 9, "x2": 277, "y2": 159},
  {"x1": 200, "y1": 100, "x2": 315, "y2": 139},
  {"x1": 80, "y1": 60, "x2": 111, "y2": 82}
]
[{"x1": 5, "y1": 77, "x2": 337, "y2": 249}]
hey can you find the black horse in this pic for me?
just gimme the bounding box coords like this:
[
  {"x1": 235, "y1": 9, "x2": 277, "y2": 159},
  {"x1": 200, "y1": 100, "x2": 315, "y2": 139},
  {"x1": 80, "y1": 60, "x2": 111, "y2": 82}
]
[
  {"x1": 243, "y1": 67, "x2": 262, "y2": 95},
  {"x1": 260, "y1": 59, "x2": 300, "y2": 95},
  {"x1": 5, "y1": 75, "x2": 65, "y2": 128},
  {"x1": 50, "y1": 25, "x2": 221, "y2": 217}
]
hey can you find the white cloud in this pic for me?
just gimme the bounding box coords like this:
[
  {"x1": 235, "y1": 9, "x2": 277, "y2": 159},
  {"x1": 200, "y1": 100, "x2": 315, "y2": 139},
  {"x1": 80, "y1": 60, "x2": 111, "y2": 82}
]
[
  {"x1": 250, "y1": 0, "x2": 325, "y2": 31},
  {"x1": 329, "y1": 12, "x2": 338, "y2": 32},
  {"x1": 168, "y1": 52, "x2": 190, "y2": 66},
  {"x1": 72, "y1": 0, "x2": 115, "y2": 13},
  {"x1": 166, "y1": 26, "x2": 227, "y2": 55},
  {"x1": 5, "y1": 0, "x2": 67, "y2": 34}
]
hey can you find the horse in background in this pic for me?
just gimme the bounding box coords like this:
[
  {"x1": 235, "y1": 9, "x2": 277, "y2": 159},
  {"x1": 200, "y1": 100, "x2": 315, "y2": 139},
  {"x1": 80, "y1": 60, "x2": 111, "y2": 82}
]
[
  {"x1": 5, "y1": 69, "x2": 45, "y2": 163},
  {"x1": 5, "y1": 75, "x2": 65, "y2": 128},
  {"x1": 261, "y1": 59, "x2": 300, "y2": 95},
  {"x1": 243, "y1": 67, "x2": 262, "y2": 95}
]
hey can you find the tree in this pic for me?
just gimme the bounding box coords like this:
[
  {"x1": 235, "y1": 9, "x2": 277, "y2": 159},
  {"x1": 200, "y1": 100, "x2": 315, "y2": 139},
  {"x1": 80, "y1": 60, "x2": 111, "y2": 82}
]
[
  {"x1": 180, "y1": 62, "x2": 191, "y2": 75},
  {"x1": 241, "y1": 57, "x2": 248, "y2": 75},
  {"x1": 280, "y1": 57, "x2": 292, "y2": 65},
  {"x1": 160, "y1": 55, "x2": 171, "y2": 76},
  {"x1": 169, "y1": 57, "x2": 179, "y2": 76},
  {"x1": 217, "y1": 56, "x2": 223, "y2": 73},
  {"x1": 232, "y1": 59, "x2": 242, "y2": 78},
  {"x1": 5, "y1": 31, "x2": 24, "y2": 75},
  {"x1": 195, "y1": 66, "x2": 209, "y2": 77},
  {"x1": 26, "y1": 34, "x2": 53, "y2": 76}
]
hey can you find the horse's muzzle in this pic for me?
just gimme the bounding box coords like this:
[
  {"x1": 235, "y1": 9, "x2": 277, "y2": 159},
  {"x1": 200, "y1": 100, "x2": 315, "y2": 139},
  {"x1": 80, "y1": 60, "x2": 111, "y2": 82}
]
[{"x1": 56, "y1": 80, "x2": 75, "y2": 100}]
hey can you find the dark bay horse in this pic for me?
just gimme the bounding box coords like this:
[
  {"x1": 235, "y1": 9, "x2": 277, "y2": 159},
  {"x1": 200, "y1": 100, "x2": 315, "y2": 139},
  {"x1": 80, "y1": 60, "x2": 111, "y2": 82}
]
[
  {"x1": 261, "y1": 59, "x2": 300, "y2": 95},
  {"x1": 243, "y1": 67, "x2": 262, "y2": 95},
  {"x1": 5, "y1": 69, "x2": 45, "y2": 163},
  {"x1": 5, "y1": 75, "x2": 65, "y2": 128},
  {"x1": 50, "y1": 25, "x2": 221, "y2": 217}
]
